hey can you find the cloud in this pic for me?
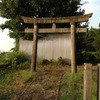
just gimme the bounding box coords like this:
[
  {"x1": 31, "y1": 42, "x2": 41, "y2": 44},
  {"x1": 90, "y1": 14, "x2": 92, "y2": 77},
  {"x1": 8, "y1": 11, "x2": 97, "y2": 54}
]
[
  {"x1": 0, "y1": 30, "x2": 15, "y2": 52},
  {"x1": 82, "y1": 1, "x2": 96, "y2": 14},
  {"x1": 81, "y1": 0, "x2": 100, "y2": 28},
  {"x1": 0, "y1": 17, "x2": 7, "y2": 24},
  {"x1": 0, "y1": 18, "x2": 15, "y2": 52}
]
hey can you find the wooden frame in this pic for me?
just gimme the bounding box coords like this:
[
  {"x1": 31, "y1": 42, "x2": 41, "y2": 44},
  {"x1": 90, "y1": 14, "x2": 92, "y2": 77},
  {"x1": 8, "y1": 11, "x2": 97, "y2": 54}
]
[
  {"x1": 22, "y1": 13, "x2": 93, "y2": 73},
  {"x1": 25, "y1": 28, "x2": 87, "y2": 34}
]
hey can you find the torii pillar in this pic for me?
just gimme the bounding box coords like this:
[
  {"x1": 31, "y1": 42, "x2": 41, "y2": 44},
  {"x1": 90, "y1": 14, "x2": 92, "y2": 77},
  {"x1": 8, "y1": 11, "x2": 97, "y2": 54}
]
[
  {"x1": 70, "y1": 22, "x2": 76, "y2": 73},
  {"x1": 31, "y1": 23, "x2": 38, "y2": 72}
]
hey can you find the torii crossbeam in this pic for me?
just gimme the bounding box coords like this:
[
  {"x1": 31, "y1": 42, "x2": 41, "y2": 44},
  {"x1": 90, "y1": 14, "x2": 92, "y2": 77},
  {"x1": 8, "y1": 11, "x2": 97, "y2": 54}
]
[{"x1": 22, "y1": 13, "x2": 93, "y2": 73}]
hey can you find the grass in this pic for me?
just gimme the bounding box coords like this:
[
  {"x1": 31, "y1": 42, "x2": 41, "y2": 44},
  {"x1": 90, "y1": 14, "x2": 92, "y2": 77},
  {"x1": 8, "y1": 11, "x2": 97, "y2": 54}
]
[
  {"x1": 43, "y1": 82, "x2": 54, "y2": 90},
  {"x1": 60, "y1": 72, "x2": 83, "y2": 100},
  {"x1": 0, "y1": 54, "x2": 98, "y2": 100},
  {"x1": 0, "y1": 52, "x2": 32, "y2": 99}
]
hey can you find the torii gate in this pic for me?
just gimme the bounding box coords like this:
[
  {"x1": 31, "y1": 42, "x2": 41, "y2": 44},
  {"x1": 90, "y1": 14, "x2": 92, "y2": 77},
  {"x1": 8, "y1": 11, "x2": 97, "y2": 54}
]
[{"x1": 22, "y1": 13, "x2": 93, "y2": 73}]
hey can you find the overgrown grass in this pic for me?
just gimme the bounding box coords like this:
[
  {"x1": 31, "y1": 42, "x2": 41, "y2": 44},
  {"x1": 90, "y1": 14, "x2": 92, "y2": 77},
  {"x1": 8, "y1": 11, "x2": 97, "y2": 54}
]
[
  {"x1": 0, "y1": 52, "x2": 98, "y2": 99},
  {"x1": 0, "y1": 52, "x2": 31, "y2": 99},
  {"x1": 60, "y1": 72, "x2": 83, "y2": 100},
  {"x1": 0, "y1": 70, "x2": 33, "y2": 99},
  {"x1": 0, "y1": 52, "x2": 28, "y2": 67},
  {"x1": 0, "y1": 52, "x2": 30, "y2": 75},
  {"x1": 43, "y1": 82, "x2": 54, "y2": 90},
  {"x1": 60, "y1": 72, "x2": 97, "y2": 100}
]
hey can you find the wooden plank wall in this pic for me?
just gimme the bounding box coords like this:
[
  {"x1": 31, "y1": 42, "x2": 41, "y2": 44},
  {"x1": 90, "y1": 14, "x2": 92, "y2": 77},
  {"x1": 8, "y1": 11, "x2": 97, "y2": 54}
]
[{"x1": 19, "y1": 33, "x2": 71, "y2": 64}]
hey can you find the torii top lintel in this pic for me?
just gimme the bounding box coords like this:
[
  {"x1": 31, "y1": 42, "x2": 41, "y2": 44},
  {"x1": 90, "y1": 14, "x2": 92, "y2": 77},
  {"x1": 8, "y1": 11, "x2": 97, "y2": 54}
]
[{"x1": 22, "y1": 13, "x2": 93, "y2": 24}]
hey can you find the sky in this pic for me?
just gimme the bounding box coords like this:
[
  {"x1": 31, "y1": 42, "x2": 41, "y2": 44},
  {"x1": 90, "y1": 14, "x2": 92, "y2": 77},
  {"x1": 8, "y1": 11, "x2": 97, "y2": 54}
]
[{"x1": 0, "y1": 0, "x2": 100, "y2": 52}]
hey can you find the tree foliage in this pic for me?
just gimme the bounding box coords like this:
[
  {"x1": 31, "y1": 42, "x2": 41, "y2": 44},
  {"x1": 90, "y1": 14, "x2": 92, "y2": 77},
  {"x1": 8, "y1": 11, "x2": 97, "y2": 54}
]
[
  {"x1": 84, "y1": 27, "x2": 100, "y2": 52},
  {"x1": 0, "y1": 0, "x2": 84, "y2": 39},
  {"x1": 76, "y1": 27, "x2": 100, "y2": 64}
]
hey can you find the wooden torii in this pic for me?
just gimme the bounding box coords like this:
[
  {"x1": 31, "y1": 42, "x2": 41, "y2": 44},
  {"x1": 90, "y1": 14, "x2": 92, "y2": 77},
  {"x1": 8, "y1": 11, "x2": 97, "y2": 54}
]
[{"x1": 22, "y1": 13, "x2": 93, "y2": 73}]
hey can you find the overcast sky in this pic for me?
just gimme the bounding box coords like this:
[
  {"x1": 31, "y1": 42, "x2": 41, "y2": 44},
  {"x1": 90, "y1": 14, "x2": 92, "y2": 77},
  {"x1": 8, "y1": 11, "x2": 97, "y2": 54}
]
[{"x1": 0, "y1": 0, "x2": 100, "y2": 52}]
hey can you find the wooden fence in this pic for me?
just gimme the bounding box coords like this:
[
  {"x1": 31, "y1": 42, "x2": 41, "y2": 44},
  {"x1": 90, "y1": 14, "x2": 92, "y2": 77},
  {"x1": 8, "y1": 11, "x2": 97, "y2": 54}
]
[{"x1": 83, "y1": 63, "x2": 100, "y2": 100}]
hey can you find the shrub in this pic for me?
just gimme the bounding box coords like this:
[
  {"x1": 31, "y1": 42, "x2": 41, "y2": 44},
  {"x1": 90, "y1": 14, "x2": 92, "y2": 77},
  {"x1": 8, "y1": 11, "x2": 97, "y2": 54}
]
[
  {"x1": 0, "y1": 54, "x2": 11, "y2": 68},
  {"x1": 95, "y1": 50, "x2": 100, "y2": 57},
  {"x1": 49, "y1": 59, "x2": 57, "y2": 65},
  {"x1": 57, "y1": 57, "x2": 65, "y2": 65},
  {"x1": 82, "y1": 51, "x2": 97, "y2": 64},
  {"x1": 0, "y1": 52, "x2": 29, "y2": 70},
  {"x1": 37, "y1": 59, "x2": 50, "y2": 65},
  {"x1": 8, "y1": 52, "x2": 28, "y2": 65},
  {"x1": 37, "y1": 57, "x2": 65, "y2": 65},
  {"x1": 16, "y1": 61, "x2": 30, "y2": 69}
]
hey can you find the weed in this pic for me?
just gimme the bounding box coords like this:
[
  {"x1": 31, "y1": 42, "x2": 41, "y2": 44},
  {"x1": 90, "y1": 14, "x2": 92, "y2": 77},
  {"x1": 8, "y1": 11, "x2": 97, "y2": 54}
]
[
  {"x1": 92, "y1": 74, "x2": 97, "y2": 100},
  {"x1": 17, "y1": 61, "x2": 30, "y2": 69},
  {"x1": 61, "y1": 72, "x2": 83, "y2": 100},
  {"x1": 37, "y1": 59, "x2": 50, "y2": 65},
  {"x1": 57, "y1": 57, "x2": 65, "y2": 65},
  {"x1": 37, "y1": 57, "x2": 65, "y2": 66},
  {"x1": 43, "y1": 82, "x2": 54, "y2": 90},
  {"x1": 21, "y1": 71, "x2": 33, "y2": 82}
]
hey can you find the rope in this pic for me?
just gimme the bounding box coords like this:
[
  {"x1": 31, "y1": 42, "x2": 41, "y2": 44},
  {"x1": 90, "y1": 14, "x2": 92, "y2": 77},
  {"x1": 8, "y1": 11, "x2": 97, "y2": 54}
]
[
  {"x1": 56, "y1": 72, "x2": 66, "y2": 100},
  {"x1": 17, "y1": 79, "x2": 35, "y2": 100}
]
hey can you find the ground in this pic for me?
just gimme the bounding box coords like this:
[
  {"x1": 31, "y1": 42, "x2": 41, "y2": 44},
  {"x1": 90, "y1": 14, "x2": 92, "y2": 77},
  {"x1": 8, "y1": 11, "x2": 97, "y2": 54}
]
[{"x1": 0, "y1": 64, "x2": 97, "y2": 100}]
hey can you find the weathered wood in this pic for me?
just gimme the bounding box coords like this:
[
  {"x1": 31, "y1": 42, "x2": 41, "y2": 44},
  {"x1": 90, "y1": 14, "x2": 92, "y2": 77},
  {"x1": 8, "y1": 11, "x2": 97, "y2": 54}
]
[
  {"x1": 97, "y1": 64, "x2": 100, "y2": 100},
  {"x1": 25, "y1": 28, "x2": 87, "y2": 33},
  {"x1": 52, "y1": 23, "x2": 56, "y2": 30},
  {"x1": 84, "y1": 63, "x2": 92, "y2": 100},
  {"x1": 70, "y1": 22, "x2": 76, "y2": 73},
  {"x1": 31, "y1": 24, "x2": 38, "y2": 72},
  {"x1": 22, "y1": 13, "x2": 93, "y2": 24},
  {"x1": 21, "y1": 13, "x2": 93, "y2": 73}
]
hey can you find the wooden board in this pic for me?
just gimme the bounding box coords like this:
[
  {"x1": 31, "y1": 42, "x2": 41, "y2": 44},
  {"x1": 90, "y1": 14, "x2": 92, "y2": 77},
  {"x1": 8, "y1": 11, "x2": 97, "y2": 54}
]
[
  {"x1": 22, "y1": 13, "x2": 93, "y2": 24},
  {"x1": 25, "y1": 28, "x2": 87, "y2": 33}
]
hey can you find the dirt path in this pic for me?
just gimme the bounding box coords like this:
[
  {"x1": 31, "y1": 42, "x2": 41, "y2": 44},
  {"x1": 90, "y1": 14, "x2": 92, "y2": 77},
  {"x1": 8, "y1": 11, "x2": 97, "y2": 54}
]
[{"x1": 14, "y1": 66, "x2": 69, "y2": 100}]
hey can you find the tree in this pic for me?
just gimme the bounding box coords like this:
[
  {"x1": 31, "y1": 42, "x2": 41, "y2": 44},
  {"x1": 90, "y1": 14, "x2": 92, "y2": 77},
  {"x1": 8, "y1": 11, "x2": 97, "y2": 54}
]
[
  {"x1": 83, "y1": 27, "x2": 100, "y2": 52},
  {"x1": 0, "y1": 0, "x2": 85, "y2": 39},
  {"x1": 76, "y1": 26, "x2": 100, "y2": 64}
]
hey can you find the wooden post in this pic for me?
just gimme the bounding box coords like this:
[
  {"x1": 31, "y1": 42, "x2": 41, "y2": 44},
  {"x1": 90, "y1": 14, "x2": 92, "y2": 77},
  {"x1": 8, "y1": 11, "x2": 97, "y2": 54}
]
[
  {"x1": 31, "y1": 23, "x2": 38, "y2": 72},
  {"x1": 70, "y1": 22, "x2": 77, "y2": 73},
  {"x1": 83, "y1": 63, "x2": 92, "y2": 100},
  {"x1": 52, "y1": 23, "x2": 56, "y2": 30},
  {"x1": 97, "y1": 63, "x2": 100, "y2": 100}
]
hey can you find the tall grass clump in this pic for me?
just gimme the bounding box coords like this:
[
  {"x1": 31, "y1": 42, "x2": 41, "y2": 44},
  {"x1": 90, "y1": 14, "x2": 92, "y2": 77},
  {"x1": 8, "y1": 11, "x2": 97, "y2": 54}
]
[
  {"x1": 0, "y1": 52, "x2": 31, "y2": 99},
  {"x1": 60, "y1": 72, "x2": 97, "y2": 100},
  {"x1": 57, "y1": 56, "x2": 65, "y2": 65},
  {"x1": 60, "y1": 72, "x2": 83, "y2": 100}
]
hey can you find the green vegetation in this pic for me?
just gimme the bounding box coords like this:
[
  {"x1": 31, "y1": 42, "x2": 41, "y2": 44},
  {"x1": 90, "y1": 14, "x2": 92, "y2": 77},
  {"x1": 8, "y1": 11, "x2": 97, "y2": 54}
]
[
  {"x1": 1, "y1": 0, "x2": 99, "y2": 65},
  {"x1": 0, "y1": 0, "x2": 84, "y2": 49},
  {"x1": 37, "y1": 59, "x2": 50, "y2": 65},
  {"x1": 60, "y1": 72, "x2": 97, "y2": 100},
  {"x1": 0, "y1": 52, "x2": 29, "y2": 70},
  {"x1": 57, "y1": 56, "x2": 65, "y2": 65},
  {"x1": 0, "y1": 55, "x2": 98, "y2": 100},
  {"x1": 37, "y1": 56, "x2": 65, "y2": 66},
  {"x1": 0, "y1": 0, "x2": 99, "y2": 99},
  {"x1": 0, "y1": 51, "x2": 34, "y2": 99},
  {"x1": 61, "y1": 72, "x2": 83, "y2": 100},
  {"x1": 43, "y1": 82, "x2": 54, "y2": 90},
  {"x1": 76, "y1": 27, "x2": 100, "y2": 65}
]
